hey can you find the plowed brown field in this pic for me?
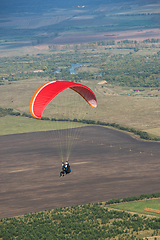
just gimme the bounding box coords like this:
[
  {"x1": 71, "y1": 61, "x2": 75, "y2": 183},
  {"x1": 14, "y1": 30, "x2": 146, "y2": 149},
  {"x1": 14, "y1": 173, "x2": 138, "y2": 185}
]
[
  {"x1": 45, "y1": 28, "x2": 160, "y2": 45},
  {"x1": 0, "y1": 126, "x2": 160, "y2": 218}
]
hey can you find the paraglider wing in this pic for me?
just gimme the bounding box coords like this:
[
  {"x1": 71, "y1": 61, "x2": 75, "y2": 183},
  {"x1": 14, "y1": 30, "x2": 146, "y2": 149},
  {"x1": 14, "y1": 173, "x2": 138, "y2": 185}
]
[{"x1": 30, "y1": 80, "x2": 97, "y2": 119}]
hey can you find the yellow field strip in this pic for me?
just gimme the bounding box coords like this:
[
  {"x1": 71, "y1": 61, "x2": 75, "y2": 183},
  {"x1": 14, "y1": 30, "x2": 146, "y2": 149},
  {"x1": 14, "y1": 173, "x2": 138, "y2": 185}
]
[
  {"x1": 144, "y1": 208, "x2": 160, "y2": 214},
  {"x1": 144, "y1": 128, "x2": 160, "y2": 137}
]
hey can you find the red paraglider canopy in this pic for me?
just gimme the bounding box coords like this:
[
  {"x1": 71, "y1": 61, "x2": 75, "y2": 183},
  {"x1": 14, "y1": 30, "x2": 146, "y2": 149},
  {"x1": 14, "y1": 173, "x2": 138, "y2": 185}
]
[{"x1": 30, "y1": 80, "x2": 97, "y2": 119}]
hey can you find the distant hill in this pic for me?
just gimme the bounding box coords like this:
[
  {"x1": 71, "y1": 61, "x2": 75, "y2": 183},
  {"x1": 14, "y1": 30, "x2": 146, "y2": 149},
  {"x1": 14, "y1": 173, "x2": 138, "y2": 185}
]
[
  {"x1": 0, "y1": 0, "x2": 157, "y2": 14},
  {"x1": 0, "y1": 0, "x2": 159, "y2": 48}
]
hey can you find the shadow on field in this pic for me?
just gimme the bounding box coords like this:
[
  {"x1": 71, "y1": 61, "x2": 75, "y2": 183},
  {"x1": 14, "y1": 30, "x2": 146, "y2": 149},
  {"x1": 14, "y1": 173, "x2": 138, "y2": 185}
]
[{"x1": 0, "y1": 126, "x2": 160, "y2": 218}]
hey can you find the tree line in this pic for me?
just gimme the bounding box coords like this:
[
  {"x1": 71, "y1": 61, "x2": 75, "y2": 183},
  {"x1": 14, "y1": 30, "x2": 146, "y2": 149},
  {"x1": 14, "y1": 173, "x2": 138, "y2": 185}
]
[{"x1": 105, "y1": 192, "x2": 160, "y2": 205}]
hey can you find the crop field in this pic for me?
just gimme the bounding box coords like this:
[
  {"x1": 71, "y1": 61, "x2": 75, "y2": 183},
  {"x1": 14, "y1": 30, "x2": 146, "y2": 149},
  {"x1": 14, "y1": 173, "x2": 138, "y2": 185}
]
[
  {"x1": 47, "y1": 28, "x2": 160, "y2": 46},
  {"x1": 0, "y1": 125, "x2": 160, "y2": 239}
]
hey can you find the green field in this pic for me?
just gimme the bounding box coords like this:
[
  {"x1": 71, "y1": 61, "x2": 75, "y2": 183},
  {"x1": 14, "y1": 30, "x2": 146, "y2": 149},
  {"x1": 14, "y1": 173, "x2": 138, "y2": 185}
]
[
  {"x1": 109, "y1": 199, "x2": 160, "y2": 217},
  {"x1": 0, "y1": 116, "x2": 87, "y2": 136}
]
